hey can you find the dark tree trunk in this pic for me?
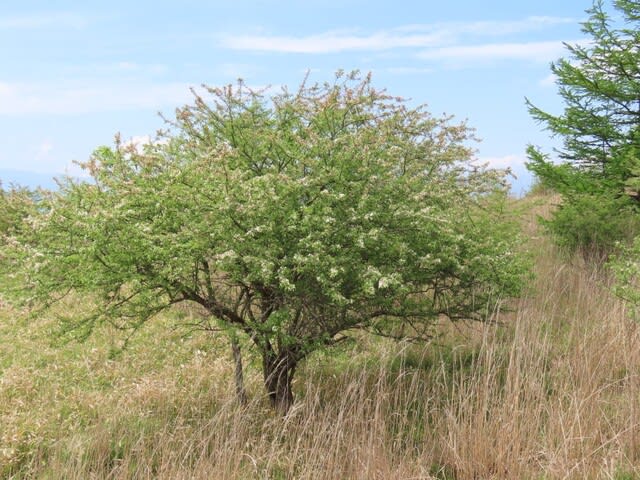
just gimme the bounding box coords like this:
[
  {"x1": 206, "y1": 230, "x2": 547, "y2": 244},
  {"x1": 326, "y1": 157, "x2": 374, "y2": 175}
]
[
  {"x1": 230, "y1": 336, "x2": 248, "y2": 406},
  {"x1": 262, "y1": 350, "x2": 297, "y2": 415}
]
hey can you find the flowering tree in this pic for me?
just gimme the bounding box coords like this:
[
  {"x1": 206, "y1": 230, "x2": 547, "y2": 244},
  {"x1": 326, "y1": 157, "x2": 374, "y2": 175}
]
[
  {"x1": 6, "y1": 72, "x2": 526, "y2": 414},
  {"x1": 0, "y1": 186, "x2": 31, "y2": 233}
]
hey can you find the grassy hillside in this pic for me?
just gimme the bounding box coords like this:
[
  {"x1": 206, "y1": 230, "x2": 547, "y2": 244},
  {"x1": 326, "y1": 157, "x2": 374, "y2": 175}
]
[{"x1": 1, "y1": 193, "x2": 639, "y2": 479}]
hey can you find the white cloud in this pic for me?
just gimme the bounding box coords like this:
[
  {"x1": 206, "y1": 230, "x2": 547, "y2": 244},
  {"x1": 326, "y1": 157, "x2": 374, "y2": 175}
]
[
  {"x1": 35, "y1": 140, "x2": 54, "y2": 160},
  {"x1": 0, "y1": 81, "x2": 195, "y2": 115},
  {"x1": 0, "y1": 12, "x2": 88, "y2": 30},
  {"x1": 434, "y1": 16, "x2": 578, "y2": 37},
  {"x1": 121, "y1": 135, "x2": 170, "y2": 153},
  {"x1": 539, "y1": 73, "x2": 557, "y2": 87},
  {"x1": 0, "y1": 79, "x2": 278, "y2": 116},
  {"x1": 221, "y1": 29, "x2": 447, "y2": 54},
  {"x1": 60, "y1": 161, "x2": 91, "y2": 178},
  {"x1": 418, "y1": 40, "x2": 570, "y2": 63},
  {"x1": 476, "y1": 154, "x2": 526, "y2": 170},
  {"x1": 122, "y1": 135, "x2": 152, "y2": 153},
  {"x1": 220, "y1": 16, "x2": 577, "y2": 55}
]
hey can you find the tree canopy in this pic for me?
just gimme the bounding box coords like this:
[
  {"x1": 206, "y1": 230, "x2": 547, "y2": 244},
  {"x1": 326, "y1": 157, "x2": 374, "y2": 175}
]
[
  {"x1": 526, "y1": 0, "x2": 640, "y2": 258},
  {"x1": 4, "y1": 72, "x2": 526, "y2": 413}
]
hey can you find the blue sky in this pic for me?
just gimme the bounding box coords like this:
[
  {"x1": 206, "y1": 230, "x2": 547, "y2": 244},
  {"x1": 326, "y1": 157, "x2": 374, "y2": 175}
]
[{"x1": 0, "y1": 1, "x2": 594, "y2": 193}]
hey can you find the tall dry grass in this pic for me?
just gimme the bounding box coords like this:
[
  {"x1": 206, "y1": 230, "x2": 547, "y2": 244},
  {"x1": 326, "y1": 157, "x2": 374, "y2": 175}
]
[{"x1": 1, "y1": 194, "x2": 640, "y2": 479}]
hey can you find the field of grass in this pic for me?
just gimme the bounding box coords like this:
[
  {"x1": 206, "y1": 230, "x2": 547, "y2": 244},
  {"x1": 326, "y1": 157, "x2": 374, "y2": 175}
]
[{"x1": 1, "y1": 194, "x2": 640, "y2": 479}]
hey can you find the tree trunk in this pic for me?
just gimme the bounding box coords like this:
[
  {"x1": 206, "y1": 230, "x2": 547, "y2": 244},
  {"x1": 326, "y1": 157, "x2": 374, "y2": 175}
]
[
  {"x1": 262, "y1": 351, "x2": 297, "y2": 415},
  {"x1": 230, "y1": 336, "x2": 248, "y2": 406}
]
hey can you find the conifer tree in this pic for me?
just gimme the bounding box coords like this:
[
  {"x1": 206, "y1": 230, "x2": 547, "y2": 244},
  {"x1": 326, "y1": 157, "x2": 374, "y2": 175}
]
[{"x1": 527, "y1": 0, "x2": 640, "y2": 258}]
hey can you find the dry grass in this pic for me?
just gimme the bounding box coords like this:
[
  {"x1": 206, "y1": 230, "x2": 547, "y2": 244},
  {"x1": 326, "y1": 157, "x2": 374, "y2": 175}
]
[{"x1": 1, "y1": 193, "x2": 640, "y2": 479}]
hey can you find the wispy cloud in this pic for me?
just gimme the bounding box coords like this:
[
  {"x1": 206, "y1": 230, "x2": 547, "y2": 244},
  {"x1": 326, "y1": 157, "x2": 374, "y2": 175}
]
[
  {"x1": 0, "y1": 12, "x2": 89, "y2": 30},
  {"x1": 0, "y1": 81, "x2": 195, "y2": 115},
  {"x1": 35, "y1": 140, "x2": 54, "y2": 160},
  {"x1": 428, "y1": 16, "x2": 578, "y2": 37},
  {"x1": 221, "y1": 29, "x2": 447, "y2": 54},
  {"x1": 0, "y1": 80, "x2": 277, "y2": 116},
  {"x1": 476, "y1": 154, "x2": 526, "y2": 170},
  {"x1": 220, "y1": 16, "x2": 578, "y2": 55},
  {"x1": 539, "y1": 73, "x2": 557, "y2": 87},
  {"x1": 418, "y1": 40, "x2": 572, "y2": 63},
  {"x1": 121, "y1": 135, "x2": 170, "y2": 153}
]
